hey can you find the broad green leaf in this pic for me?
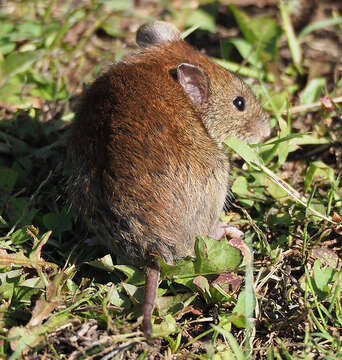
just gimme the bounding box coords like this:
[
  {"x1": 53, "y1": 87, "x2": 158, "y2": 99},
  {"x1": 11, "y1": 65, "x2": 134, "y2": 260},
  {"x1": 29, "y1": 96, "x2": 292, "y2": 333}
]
[
  {"x1": 121, "y1": 282, "x2": 141, "y2": 303},
  {"x1": 185, "y1": 8, "x2": 216, "y2": 33},
  {"x1": 226, "y1": 38, "x2": 261, "y2": 68},
  {"x1": 0, "y1": 269, "x2": 22, "y2": 299},
  {"x1": 1, "y1": 51, "x2": 39, "y2": 79},
  {"x1": 289, "y1": 134, "x2": 329, "y2": 146},
  {"x1": 231, "y1": 176, "x2": 250, "y2": 196},
  {"x1": 0, "y1": 249, "x2": 57, "y2": 270},
  {"x1": 160, "y1": 237, "x2": 242, "y2": 280},
  {"x1": 0, "y1": 81, "x2": 23, "y2": 105},
  {"x1": 29, "y1": 84, "x2": 55, "y2": 101},
  {"x1": 304, "y1": 161, "x2": 335, "y2": 192},
  {"x1": 10, "y1": 227, "x2": 31, "y2": 245},
  {"x1": 19, "y1": 277, "x2": 43, "y2": 288},
  {"x1": 268, "y1": 213, "x2": 291, "y2": 227},
  {"x1": 67, "y1": 7, "x2": 87, "y2": 24},
  {"x1": 87, "y1": 254, "x2": 115, "y2": 272},
  {"x1": 299, "y1": 78, "x2": 326, "y2": 105},
  {"x1": 87, "y1": 255, "x2": 144, "y2": 284},
  {"x1": 42, "y1": 212, "x2": 72, "y2": 235},
  {"x1": 229, "y1": 5, "x2": 255, "y2": 43},
  {"x1": 42, "y1": 23, "x2": 61, "y2": 48},
  {"x1": 194, "y1": 237, "x2": 242, "y2": 274},
  {"x1": 229, "y1": 5, "x2": 281, "y2": 63},
  {"x1": 100, "y1": 0, "x2": 133, "y2": 11},
  {"x1": 250, "y1": 16, "x2": 281, "y2": 62},
  {"x1": 160, "y1": 257, "x2": 196, "y2": 279},
  {"x1": 0, "y1": 21, "x2": 15, "y2": 35},
  {"x1": 224, "y1": 136, "x2": 262, "y2": 168},
  {"x1": 156, "y1": 293, "x2": 196, "y2": 316},
  {"x1": 107, "y1": 286, "x2": 127, "y2": 307},
  {"x1": 263, "y1": 177, "x2": 288, "y2": 199},
  {"x1": 0, "y1": 167, "x2": 17, "y2": 196},
  {"x1": 7, "y1": 197, "x2": 38, "y2": 225},
  {"x1": 152, "y1": 313, "x2": 177, "y2": 338},
  {"x1": 114, "y1": 264, "x2": 145, "y2": 285},
  {"x1": 262, "y1": 91, "x2": 288, "y2": 117},
  {"x1": 232, "y1": 289, "x2": 255, "y2": 328},
  {"x1": 101, "y1": 17, "x2": 122, "y2": 37},
  {"x1": 8, "y1": 313, "x2": 70, "y2": 359},
  {"x1": 313, "y1": 259, "x2": 335, "y2": 293},
  {"x1": 0, "y1": 38, "x2": 15, "y2": 55},
  {"x1": 10, "y1": 21, "x2": 42, "y2": 41}
]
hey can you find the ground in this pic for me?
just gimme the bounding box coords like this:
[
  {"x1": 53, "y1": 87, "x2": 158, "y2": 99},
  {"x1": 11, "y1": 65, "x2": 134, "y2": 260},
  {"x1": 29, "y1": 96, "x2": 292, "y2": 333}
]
[{"x1": 0, "y1": 1, "x2": 341, "y2": 359}]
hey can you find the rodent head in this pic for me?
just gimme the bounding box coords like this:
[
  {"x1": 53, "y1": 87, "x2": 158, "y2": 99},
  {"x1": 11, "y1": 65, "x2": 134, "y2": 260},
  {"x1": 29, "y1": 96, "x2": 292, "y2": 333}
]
[
  {"x1": 136, "y1": 21, "x2": 270, "y2": 147},
  {"x1": 200, "y1": 67, "x2": 270, "y2": 145},
  {"x1": 173, "y1": 62, "x2": 270, "y2": 146}
]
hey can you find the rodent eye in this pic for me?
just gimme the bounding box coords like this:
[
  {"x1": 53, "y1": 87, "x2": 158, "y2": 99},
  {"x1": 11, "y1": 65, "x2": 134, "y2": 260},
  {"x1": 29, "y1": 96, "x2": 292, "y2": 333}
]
[{"x1": 233, "y1": 96, "x2": 245, "y2": 111}]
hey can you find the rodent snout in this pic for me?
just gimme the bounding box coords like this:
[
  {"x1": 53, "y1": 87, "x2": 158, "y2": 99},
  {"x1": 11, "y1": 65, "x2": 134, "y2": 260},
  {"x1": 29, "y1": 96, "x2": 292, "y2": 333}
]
[
  {"x1": 247, "y1": 115, "x2": 271, "y2": 144},
  {"x1": 259, "y1": 119, "x2": 271, "y2": 141}
]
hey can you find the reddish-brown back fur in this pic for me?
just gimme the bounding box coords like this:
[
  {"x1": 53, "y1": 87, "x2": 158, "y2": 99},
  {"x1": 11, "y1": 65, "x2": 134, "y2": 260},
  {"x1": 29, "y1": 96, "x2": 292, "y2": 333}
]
[{"x1": 68, "y1": 39, "x2": 268, "y2": 267}]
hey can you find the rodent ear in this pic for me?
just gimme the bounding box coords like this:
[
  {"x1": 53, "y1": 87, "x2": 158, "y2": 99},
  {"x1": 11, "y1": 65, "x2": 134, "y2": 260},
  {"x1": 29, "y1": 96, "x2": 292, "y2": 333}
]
[
  {"x1": 136, "y1": 21, "x2": 181, "y2": 48},
  {"x1": 176, "y1": 63, "x2": 209, "y2": 107}
]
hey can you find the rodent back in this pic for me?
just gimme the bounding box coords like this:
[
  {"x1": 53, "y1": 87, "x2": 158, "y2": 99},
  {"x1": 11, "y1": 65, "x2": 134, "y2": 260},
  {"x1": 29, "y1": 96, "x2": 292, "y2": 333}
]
[
  {"x1": 68, "y1": 36, "x2": 269, "y2": 264},
  {"x1": 69, "y1": 40, "x2": 230, "y2": 263}
]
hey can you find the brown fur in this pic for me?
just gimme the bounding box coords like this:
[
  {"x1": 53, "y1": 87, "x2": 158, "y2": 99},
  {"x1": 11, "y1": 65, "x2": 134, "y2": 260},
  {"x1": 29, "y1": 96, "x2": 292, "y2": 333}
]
[
  {"x1": 68, "y1": 30, "x2": 269, "y2": 338},
  {"x1": 69, "y1": 40, "x2": 268, "y2": 265}
]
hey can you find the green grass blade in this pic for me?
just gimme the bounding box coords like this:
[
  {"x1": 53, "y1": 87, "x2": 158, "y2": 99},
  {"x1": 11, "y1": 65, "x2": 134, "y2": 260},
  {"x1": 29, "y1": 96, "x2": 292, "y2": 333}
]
[
  {"x1": 299, "y1": 17, "x2": 342, "y2": 37},
  {"x1": 278, "y1": 0, "x2": 302, "y2": 69}
]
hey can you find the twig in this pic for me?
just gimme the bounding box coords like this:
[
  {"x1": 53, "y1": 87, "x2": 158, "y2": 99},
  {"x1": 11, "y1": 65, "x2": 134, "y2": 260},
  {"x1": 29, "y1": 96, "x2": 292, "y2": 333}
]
[{"x1": 287, "y1": 96, "x2": 342, "y2": 114}]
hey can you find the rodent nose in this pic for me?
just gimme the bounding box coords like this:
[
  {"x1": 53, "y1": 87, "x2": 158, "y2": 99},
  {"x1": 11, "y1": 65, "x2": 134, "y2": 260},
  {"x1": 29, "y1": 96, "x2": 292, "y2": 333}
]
[
  {"x1": 260, "y1": 121, "x2": 271, "y2": 141},
  {"x1": 248, "y1": 117, "x2": 270, "y2": 144}
]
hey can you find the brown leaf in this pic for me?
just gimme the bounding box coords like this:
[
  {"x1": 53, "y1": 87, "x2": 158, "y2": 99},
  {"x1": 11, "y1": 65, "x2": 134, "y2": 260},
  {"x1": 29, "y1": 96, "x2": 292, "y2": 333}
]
[
  {"x1": 182, "y1": 305, "x2": 202, "y2": 316},
  {"x1": 311, "y1": 247, "x2": 340, "y2": 269},
  {"x1": 193, "y1": 275, "x2": 209, "y2": 297},
  {"x1": 9, "y1": 313, "x2": 70, "y2": 353},
  {"x1": 28, "y1": 230, "x2": 52, "y2": 262},
  {"x1": 211, "y1": 272, "x2": 243, "y2": 293},
  {"x1": 332, "y1": 212, "x2": 342, "y2": 223},
  {"x1": 26, "y1": 272, "x2": 65, "y2": 328},
  {"x1": 320, "y1": 95, "x2": 336, "y2": 111},
  {"x1": 26, "y1": 299, "x2": 60, "y2": 328},
  {"x1": 228, "y1": 237, "x2": 247, "y2": 257},
  {"x1": 0, "y1": 249, "x2": 57, "y2": 271}
]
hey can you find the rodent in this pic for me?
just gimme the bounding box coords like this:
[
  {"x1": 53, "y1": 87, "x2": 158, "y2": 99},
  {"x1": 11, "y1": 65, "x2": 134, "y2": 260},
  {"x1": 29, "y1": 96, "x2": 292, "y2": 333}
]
[{"x1": 67, "y1": 21, "x2": 270, "y2": 340}]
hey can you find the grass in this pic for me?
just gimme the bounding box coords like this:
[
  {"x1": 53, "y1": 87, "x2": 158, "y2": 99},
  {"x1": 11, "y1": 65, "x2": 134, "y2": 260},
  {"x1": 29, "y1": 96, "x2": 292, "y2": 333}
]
[{"x1": 0, "y1": 0, "x2": 342, "y2": 359}]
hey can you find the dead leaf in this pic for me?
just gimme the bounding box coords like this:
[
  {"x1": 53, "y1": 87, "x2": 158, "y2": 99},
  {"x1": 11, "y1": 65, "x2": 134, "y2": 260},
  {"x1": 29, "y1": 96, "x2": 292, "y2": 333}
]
[
  {"x1": 311, "y1": 247, "x2": 340, "y2": 269},
  {"x1": 211, "y1": 272, "x2": 243, "y2": 293},
  {"x1": 26, "y1": 299, "x2": 60, "y2": 328},
  {"x1": 332, "y1": 212, "x2": 342, "y2": 223}
]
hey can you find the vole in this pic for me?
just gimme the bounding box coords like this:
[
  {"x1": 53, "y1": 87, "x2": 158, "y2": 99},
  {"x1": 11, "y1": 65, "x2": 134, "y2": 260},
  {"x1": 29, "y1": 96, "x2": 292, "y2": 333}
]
[{"x1": 68, "y1": 21, "x2": 270, "y2": 340}]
